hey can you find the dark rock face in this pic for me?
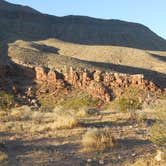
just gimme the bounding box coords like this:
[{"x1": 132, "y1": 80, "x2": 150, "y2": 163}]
[{"x1": 0, "y1": 1, "x2": 166, "y2": 50}]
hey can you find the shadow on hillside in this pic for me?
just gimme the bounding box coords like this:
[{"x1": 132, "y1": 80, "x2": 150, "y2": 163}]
[
  {"x1": 150, "y1": 53, "x2": 166, "y2": 62},
  {"x1": 77, "y1": 58, "x2": 166, "y2": 88},
  {"x1": 0, "y1": 43, "x2": 37, "y2": 105},
  {"x1": 2, "y1": 41, "x2": 166, "y2": 89},
  {"x1": 1, "y1": 27, "x2": 166, "y2": 88},
  {"x1": 31, "y1": 43, "x2": 60, "y2": 54}
]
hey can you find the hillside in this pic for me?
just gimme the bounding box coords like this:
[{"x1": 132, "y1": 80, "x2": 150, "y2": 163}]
[
  {"x1": 8, "y1": 39, "x2": 166, "y2": 87},
  {"x1": 0, "y1": 0, "x2": 40, "y2": 14},
  {"x1": 0, "y1": 1, "x2": 166, "y2": 51}
]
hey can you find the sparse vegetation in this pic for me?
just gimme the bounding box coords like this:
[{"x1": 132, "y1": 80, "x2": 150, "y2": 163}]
[
  {"x1": 59, "y1": 92, "x2": 99, "y2": 111},
  {"x1": 82, "y1": 127, "x2": 116, "y2": 152},
  {"x1": 150, "y1": 102, "x2": 166, "y2": 146},
  {"x1": 53, "y1": 107, "x2": 79, "y2": 129},
  {"x1": 0, "y1": 1, "x2": 166, "y2": 164},
  {"x1": 109, "y1": 86, "x2": 143, "y2": 113},
  {"x1": 116, "y1": 97, "x2": 142, "y2": 112},
  {"x1": 39, "y1": 97, "x2": 56, "y2": 112},
  {"x1": 0, "y1": 90, "x2": 15, "y2": 111},
  {"x1": 150, "y1": 122, "x2": 166, "y2": 146}
]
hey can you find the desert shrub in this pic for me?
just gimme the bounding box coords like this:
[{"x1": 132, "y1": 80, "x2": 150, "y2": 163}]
[
  {"x1": 150, "y1": 102, "x2": 166, "y2": 146},
  {"x1": 0, "y1": 91, "x2": 15, "y2": 111},
  {"x1": 39, "y1": 97, "x2": 56, "y2": 112},
  {"x1": 116, "y1": 97, "x2": 142, "y2": 112},
  {"x1": 52, "y1": 107, "x2": 79, "y2": 129},
  {"x1": 109, "y1": 86, "x2": 143, "y2": 113},
  {"x1": 150, "y1": 122, "x2": 166, "y2": 146},
  {"x1": 122, "y1": 86, "x2": 146, "y2": 101},
  {"x1": 60, "y1": 92, "x2": 99, "y2": 111},
  {"x1": 82, "y1": 127, "x2": 116, "y2": 152}
]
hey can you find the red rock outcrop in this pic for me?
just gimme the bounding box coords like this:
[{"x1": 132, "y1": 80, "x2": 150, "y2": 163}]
[
  {"x1": 35, "y1": 67, "x2": 47, "y2": 82},
  {"x1": 34, "y1": 66, "x2": 164, "y2": 103}
]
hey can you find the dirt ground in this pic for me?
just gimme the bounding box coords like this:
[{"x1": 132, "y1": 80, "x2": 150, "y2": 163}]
[{"x1": 0, "y1": 107, "x2": 165, "y2": 166}]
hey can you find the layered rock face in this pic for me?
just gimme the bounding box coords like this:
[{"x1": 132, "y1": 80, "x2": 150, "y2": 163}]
[{"x1": 34, "y1": 66, "x2": 164, "y2": 102}]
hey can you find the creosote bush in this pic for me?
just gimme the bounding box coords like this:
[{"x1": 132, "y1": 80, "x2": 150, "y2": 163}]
[{"x1": 82, "y1": 127, "x2": 116, "y2": 152}]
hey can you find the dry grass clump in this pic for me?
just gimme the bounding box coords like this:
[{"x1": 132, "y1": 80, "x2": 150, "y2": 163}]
[
  {"x1": 82, "y1": 127, "x2": 116, "y2": 152},
  {"x1": 0, "y1": 106, "x2": 80, "y2": 134},
  {"x1": 52, "y1": 107, "x2": 79, "y2": 129},
  {"x1": 150, "y1": 101, "x2": 166, "y2": 146},
  {"x1": 10, "y1": 105, "x2": 32, "y2": 120},
  {"x1": 0, "y1": 151, "x2": 8, "y2": 162}
]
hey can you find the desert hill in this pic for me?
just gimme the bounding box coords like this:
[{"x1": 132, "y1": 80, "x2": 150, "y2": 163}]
[
  {"x1": 8, "y1": 39, "x2": 166, "y2": 87},
  {"x1": 0, "y1": 0, "x2": 39, "y2": 14},
  {"x1": 0, "y1": 0, "x2": 166, "y2": 88},
  {"x1": 0, "y1": 0, "x2": 166, "y2": 51}
]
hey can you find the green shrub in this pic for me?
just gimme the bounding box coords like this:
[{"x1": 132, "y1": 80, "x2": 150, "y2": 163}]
[
  {"x1": 59, "y1": 92, "x2": 99, "y2": 110},
  {"x1": 39, "y1": 99, "x2": 55, "y2": 112},
  {"x1": 116, "y1": 97, "x2": 142, "y2": 112},
  {"x1": 0, "y1": 91, "x2": 15, "y2": 111}
]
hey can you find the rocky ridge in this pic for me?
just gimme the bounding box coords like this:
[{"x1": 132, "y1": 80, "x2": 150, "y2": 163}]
[{"x1": 34, "y1": 66, "x2": 165, "y2": 103}]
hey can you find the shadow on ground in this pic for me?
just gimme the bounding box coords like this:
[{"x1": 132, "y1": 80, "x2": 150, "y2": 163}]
[
  {"x1": 77, "y1": 58, "x2": 166, "y2": 88},
  {"x1": 150, "y1": 53, "x2": 166, "y2": 62}
]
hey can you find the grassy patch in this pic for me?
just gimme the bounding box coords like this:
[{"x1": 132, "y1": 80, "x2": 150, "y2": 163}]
[
  {"x1": 105, "y1": 86, "x2": 143, "y2": 112},
  {"x1": 39, "y1": 97, "x2": 56, "y2": 112},
  {"x1": 59, "y1": 92, "x2": 99, "y2": 111},
  {"x1": 116, "y1": 97, "x2": 142, "y2": 112}
]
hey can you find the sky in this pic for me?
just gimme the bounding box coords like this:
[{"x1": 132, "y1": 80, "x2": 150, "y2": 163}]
[{"x1": 7, "y1": 0, "x2": 166, "y2": 39}]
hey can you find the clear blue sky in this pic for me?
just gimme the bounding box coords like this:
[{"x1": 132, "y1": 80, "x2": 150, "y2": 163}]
[{"x1": 7, "y1": 0, "x2": 166, "y2": 39}]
